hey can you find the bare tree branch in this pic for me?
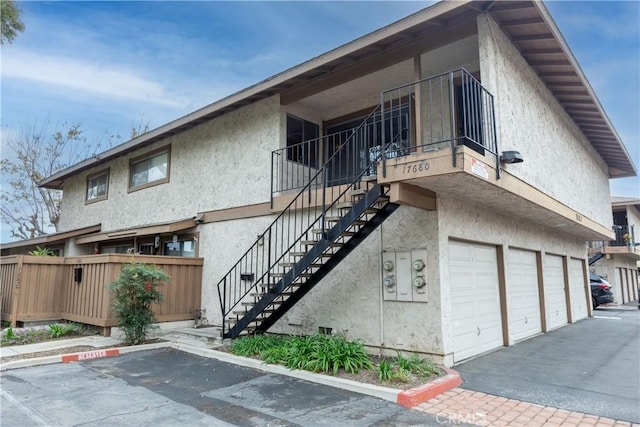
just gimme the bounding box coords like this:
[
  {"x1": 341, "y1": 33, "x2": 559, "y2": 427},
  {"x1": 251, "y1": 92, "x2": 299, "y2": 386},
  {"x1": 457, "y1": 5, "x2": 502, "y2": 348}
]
[{"x1": 1, "y1": 121, "x2": 115, "y2": 240}]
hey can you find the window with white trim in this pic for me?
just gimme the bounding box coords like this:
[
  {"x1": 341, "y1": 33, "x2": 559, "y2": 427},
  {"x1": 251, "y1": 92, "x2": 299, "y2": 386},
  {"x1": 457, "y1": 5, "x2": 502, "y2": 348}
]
[
  {"x1": 86, "y1": 169, "x2": 109, "y2": 203},
  {"x1": 129, "y1": 148, "x2": 169, "y2": 190}
]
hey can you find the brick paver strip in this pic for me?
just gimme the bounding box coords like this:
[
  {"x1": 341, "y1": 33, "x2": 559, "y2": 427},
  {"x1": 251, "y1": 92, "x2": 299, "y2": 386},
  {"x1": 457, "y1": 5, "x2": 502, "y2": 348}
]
[{"x1": 414, "y1": 388, "x2": 636, "y2": 427}]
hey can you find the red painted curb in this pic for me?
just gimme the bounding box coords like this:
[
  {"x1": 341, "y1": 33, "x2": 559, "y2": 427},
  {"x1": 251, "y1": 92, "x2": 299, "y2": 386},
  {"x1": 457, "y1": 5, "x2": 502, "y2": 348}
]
[
  {"x1": 61, "y1": 348, "x2": 120, "y2": 363},
  {"x1": 396, "y1": 367, "x2": 462, "y2": 408}
]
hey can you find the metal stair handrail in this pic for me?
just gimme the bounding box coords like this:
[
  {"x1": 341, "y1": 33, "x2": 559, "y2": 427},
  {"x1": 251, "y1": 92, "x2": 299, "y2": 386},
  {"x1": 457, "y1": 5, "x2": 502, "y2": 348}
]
[{"x1": 217, "y1": 105, "x2": 387, "y2": 332}]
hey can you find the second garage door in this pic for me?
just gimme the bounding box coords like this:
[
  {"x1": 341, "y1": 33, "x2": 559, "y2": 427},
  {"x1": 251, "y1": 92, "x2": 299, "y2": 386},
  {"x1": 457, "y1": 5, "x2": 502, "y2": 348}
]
[
  {"x1": 450, "y1": 240, "x2": 503, "y2": 363},
  {"x1": 507, "y1": 249, "x2": 542, "y2": 342},
  {"x1": 568, "y1": 258, "x2": 588, "y2": 321},
  {"x1": 543, "y1": 254, "x2": 568, "y2": 330}
]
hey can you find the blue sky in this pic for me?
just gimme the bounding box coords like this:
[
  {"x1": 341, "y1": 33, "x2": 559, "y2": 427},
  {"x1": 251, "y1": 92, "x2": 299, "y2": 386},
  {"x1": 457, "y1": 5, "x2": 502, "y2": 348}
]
[{"x1": 1, "y1": 1, "x2": 639, "y2": 243}]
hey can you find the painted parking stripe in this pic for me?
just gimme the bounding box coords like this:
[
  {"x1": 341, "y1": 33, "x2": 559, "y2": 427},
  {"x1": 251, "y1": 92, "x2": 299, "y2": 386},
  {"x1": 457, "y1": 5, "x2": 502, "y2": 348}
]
[
  {"x1": 593, "y1": 315, "x2": 622, "y2": 320},
  {"x1": 61, "y1": 348, "x2": 120, "y2": 363}
]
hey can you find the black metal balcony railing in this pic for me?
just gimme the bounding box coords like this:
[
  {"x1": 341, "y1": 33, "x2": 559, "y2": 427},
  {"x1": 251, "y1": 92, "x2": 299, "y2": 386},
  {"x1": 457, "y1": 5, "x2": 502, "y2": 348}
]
[
  {"x1": 271, "y1": 68, "x2": 499, "y2": 197},
  {"x1": 613, "y1": 224, "x2": 635, "y2": 247},
  {"x1": 588, "y1": 224, "x2": 636, "y2": 254},
  {"x1": 380, "y1": 68, "x2": 499, "y2": 177},
  {"x1": 271, "y1": 106, "x2": 409, "y2": 197}
]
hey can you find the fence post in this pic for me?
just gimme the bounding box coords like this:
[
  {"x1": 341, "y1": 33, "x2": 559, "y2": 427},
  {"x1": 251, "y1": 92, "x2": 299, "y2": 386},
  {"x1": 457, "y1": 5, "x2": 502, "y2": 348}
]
[{"x1": 10, "y1": 255, "x2": 24, "y2": 327}]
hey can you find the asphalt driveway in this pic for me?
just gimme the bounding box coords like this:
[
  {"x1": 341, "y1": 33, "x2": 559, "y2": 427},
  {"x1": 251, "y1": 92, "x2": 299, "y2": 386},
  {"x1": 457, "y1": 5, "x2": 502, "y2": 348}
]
[
  {"x1": 455, "y1": 305, "x2": 640, "y2": 423},
  {"x1": 1, "y1": 348, "x2": 455, "y2": 427}
]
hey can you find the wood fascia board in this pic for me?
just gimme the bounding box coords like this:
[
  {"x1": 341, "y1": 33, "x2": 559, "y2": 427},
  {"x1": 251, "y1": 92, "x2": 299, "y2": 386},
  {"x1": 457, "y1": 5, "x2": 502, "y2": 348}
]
[
  {"x1": 532, "y1": 2, "x2": 636, "y2": 177},
  {"x1": 197, "y1": 185, "x2": 355, "y2": 224},
  {"x1": 458, "y1": 148, "x2": 614, "y2": 240},
  {"x1": 389, "y1": 182, "x2": 437, "y2": 211},
  {"x1": 198, "y1": 202, "x2": 273, "y2": 224},
  {"x1": 379, "y1": 147, "x2": 614, "y2": 240},
  {"x1": 0, "y1": 224, "x2": 102, "y2": 249},
  {"x1": 75, "y1": 219, "x2": 196, "y2": 244},
  {"x1": 490, "y1": 170, "x2": 614, "y2": 241}
]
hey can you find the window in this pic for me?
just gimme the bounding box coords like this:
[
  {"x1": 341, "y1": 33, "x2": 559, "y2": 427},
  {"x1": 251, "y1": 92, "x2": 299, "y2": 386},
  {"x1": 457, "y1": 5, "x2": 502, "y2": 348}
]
[
  {"x1": 129, "y1": 147, "x2": 170, "y2": 191},
  {"x1": 86, "y1": 169, "x2": 109, "y2": 203},
  {"x1": 287, "y1": 115, "x2": 319, "y2": 168},
  {"x1": 163, "y1": 239, "x2": 196, "y2": 257}
]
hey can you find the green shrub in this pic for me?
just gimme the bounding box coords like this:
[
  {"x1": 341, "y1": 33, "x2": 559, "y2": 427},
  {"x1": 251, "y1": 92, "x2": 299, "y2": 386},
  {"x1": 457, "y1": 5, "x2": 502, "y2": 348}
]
[
  {"x1": 396, "y1": 352, "x2": 439, "y2": 378},
  {"x1": 1, "y1": 322, "x2": 88, "y2": 346},
  {"x1": 49, "y1": 324, "x2": 64, "y2": 338},
  {"x1": 28, "y1": 245, "x2": 57, "y2": 256},
  {"x1": 231, "y1": 334, "x2": 373, "y2": 375},
  {"x1": 108, "y1": 262, "x2": 170, "y2": 345},
  {"x1": 4, "y1": 326, "x2": 15, "y2": 340},
  {"x1": 230, "y1": 334, "x2": 283, "y2": 357},
  {"x1": 378, "y1": 358, "x2": 394, "y2": 382}
]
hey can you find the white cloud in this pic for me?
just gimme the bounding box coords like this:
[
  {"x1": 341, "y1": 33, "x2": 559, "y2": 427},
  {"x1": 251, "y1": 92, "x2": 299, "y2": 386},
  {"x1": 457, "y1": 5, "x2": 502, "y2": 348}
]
[{"x1": 1, "y1": 51, "x2": 189, "y2": 109}]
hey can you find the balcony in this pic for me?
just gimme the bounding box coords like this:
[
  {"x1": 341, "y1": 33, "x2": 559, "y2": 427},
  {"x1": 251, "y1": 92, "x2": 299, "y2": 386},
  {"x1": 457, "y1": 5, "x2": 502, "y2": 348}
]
[
  {"x1": 271, "y1": 69, "x2": 613, "y2": 241},
  {"x1": 588, "y1": 225, "x2": 640, "y2": 261}
]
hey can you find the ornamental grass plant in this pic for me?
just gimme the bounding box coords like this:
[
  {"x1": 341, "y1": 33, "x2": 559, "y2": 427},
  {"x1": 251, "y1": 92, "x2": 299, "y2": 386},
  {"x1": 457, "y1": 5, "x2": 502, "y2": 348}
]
[{"x1": 229, "y1": 333, "x2": 440, "y2": 386}]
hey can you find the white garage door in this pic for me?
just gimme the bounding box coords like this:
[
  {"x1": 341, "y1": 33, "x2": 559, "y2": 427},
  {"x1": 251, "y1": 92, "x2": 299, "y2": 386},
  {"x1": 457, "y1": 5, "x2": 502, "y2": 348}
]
[
  {"x1": 449, "y1": 241, "x2": 503, "y2": 362},
  {"x1": 507, "y1": 249, "x2": 542, "y2": 342},
  {"x1": 543, "y1": 254, "x2": 568, "y2": 330},
  {"x1": 620, "y1": 268, "x2": 630, "y2": 303},
  {"x1": 568, "y1": 258, "x2": 588, "y2": 321}
]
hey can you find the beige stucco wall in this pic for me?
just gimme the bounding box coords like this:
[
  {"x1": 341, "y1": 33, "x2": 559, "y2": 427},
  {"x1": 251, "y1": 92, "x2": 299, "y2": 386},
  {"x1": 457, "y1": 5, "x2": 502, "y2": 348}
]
[
  {"x1": 58, "y1": 96, "x2": 280, "y2": 233},
  {"x1": 267, "y1": 206, "x2": 442, "y2": 356},
  {"x1": 198, "y1": 205, "x2": 445, "y2": 360},
  {"x1": 197, "y1": 214, "x2": 278, "y2": 324},
  {"x1": 477, "y1": 14, "x2": 612, "y2": 227}
]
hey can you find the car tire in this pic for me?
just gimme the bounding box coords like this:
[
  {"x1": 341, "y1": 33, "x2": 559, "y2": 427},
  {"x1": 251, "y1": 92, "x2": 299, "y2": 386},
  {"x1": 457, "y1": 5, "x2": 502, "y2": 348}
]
[{"x1": 592, "y1": 297, "x2": 599, "y2": 309}]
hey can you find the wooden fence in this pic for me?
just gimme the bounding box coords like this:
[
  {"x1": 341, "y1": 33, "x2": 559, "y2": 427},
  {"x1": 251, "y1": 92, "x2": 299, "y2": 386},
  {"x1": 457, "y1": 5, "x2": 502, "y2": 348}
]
[{"x1": 1, "y1": 254, "x2": 203, "y2": 335}]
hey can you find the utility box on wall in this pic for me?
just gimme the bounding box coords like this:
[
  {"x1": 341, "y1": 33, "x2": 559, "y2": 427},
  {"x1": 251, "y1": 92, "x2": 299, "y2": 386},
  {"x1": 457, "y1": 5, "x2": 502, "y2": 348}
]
[{"x1": 382, "y1": 249, "x2": 428, "y2": 302}]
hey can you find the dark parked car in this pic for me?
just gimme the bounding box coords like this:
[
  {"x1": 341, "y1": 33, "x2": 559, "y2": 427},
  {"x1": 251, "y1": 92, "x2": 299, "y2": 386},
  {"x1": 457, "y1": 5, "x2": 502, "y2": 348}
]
[{"x1": 590, "y1": 274, "x2": 614, "y2": 308}]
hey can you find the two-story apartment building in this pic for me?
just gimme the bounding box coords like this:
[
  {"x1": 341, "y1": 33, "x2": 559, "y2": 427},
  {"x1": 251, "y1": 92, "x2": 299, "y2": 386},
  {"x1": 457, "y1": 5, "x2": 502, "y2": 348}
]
[
  {"x1": 589, "y1": 197, "x2": 640, "y2": 305},
  {"x1": 15, "y1": 0, "x2": 637, "y2": 366}
]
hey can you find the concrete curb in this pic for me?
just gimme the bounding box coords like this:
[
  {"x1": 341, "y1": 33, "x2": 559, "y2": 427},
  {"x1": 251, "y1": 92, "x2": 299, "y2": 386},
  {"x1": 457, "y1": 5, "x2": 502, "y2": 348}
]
[
  {"x1": 1, "y1": 340, "x2": 460, "y2": 407},
  {"x1": 396, "y1": 367, "x2": 462, "y2": 408},
  {"x1": 172, "y1": 342, "x2": 400, "y2": 403},
  {"x1": 0, "y1": 342, "x2": 172, "y2": 371}
]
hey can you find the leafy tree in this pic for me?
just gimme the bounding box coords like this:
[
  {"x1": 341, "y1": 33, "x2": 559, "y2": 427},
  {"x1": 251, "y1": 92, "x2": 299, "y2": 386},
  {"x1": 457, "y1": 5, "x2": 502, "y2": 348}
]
[
  {"x1": 1, "y1": 0, "x2": 25, "y2": 44},
  {"x1": 109, "y1": 262, "x2": 169, "y2": 345}
]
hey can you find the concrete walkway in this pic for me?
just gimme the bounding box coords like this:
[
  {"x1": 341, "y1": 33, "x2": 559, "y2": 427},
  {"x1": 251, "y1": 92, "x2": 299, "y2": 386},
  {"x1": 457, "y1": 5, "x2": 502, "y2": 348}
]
[{"x1": 2, "y1": 315, "x2": 639, "y2": 427}]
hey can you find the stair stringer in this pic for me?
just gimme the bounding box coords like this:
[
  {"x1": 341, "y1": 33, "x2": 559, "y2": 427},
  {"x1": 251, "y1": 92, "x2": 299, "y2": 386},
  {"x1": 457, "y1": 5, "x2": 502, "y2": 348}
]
[
  {"x1": 223, "y1": 184, "x2": 398, "y2": 338},
  {"x1": 256, "y1": 201, "x2": 399, "y2": 334}
]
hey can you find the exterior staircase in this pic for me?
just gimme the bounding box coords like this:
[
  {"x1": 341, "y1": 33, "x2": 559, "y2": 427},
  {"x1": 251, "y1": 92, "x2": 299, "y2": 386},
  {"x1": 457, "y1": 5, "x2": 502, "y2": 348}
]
[{"x1": 217, "y1": 105, "x2": 402, "y2": 339}]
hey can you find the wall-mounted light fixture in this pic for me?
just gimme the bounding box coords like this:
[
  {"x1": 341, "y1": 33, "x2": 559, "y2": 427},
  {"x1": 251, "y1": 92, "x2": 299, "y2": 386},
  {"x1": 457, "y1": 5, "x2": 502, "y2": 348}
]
[{"x1": 500, "y1": 150, "x2": 524, "y2": 164}]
